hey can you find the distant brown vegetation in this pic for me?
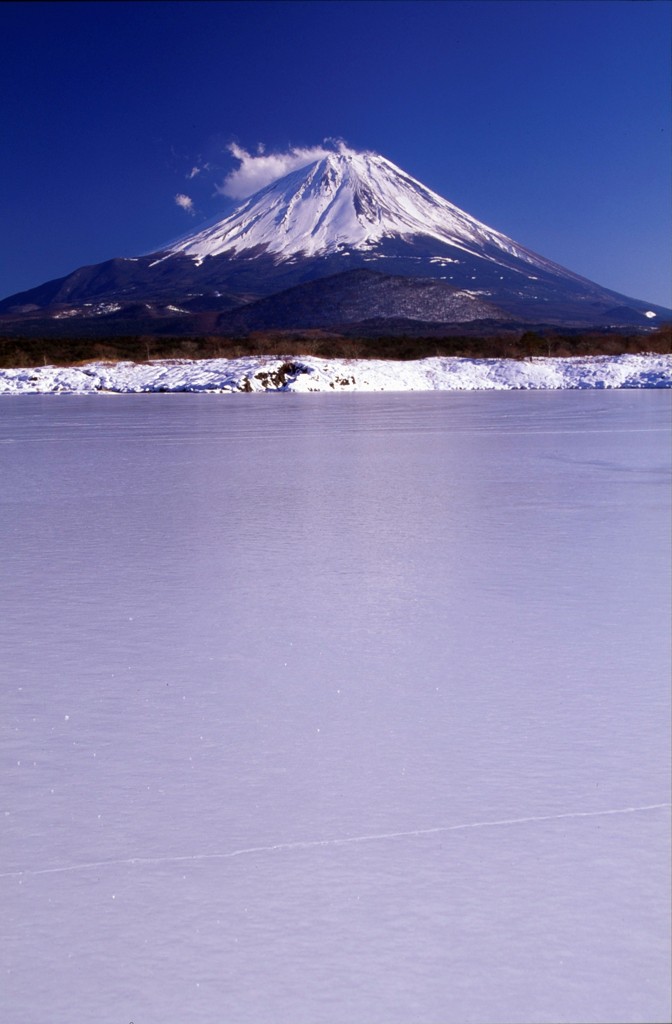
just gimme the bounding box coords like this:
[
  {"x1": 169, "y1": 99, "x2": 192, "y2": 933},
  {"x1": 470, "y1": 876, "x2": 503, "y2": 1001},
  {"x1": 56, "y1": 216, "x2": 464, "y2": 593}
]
[{"x1": 0, "y1": 326, "x2": 669, "y2": 370}]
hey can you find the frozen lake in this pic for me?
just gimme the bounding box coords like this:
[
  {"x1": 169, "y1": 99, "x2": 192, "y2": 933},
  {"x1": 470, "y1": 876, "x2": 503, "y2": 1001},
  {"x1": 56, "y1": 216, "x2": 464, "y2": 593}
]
[{"x1": 1, "y1": 391, "x2": 670, "y2": 1024}]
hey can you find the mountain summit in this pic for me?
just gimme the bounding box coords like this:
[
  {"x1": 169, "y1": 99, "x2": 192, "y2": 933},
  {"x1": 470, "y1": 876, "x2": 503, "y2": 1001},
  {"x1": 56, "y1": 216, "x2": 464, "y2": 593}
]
[
  {"x1": 1, "y1": 147, "x2": 669, "y2": 336},
  {"x1": 164, "y1": 149, "x2": 542, "y2": 267}
]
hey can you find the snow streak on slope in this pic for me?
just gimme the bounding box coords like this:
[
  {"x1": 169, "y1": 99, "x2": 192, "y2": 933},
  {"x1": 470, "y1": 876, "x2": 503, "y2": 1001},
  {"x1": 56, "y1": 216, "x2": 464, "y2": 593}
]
[{"x1": 164, "y1": 148, "x2": 564, "y2": 275}]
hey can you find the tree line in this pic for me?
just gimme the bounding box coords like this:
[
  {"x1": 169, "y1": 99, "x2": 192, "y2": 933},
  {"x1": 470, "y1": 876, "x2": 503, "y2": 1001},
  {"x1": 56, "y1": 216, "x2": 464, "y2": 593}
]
[{"x1": 0, "y1": 326, "x2": 669, "y2": 370}]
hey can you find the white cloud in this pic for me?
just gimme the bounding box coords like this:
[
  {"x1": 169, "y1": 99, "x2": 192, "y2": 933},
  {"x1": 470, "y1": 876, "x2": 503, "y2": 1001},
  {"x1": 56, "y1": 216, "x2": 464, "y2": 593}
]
[
  {"x1": 217, "y1": 140, "x2": 353, "y2": 199},
  {"x1": 175, "y1": 193, "x2": 196, "y2": 215},
  {"x1": 187, "y1": 161, "x2": 212, "y2": 180}
]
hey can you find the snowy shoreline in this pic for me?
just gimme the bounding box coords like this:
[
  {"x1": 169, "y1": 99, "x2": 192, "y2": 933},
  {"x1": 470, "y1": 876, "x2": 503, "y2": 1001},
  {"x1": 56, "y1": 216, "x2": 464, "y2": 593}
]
[{"x1": 0, "y1": 352, "x2": 670, "y2": 395}]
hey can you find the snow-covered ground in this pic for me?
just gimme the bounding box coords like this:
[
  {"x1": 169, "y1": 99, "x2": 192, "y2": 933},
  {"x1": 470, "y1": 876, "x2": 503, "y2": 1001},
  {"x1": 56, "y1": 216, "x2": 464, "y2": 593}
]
[{"x1": 0, "y1": 352, "x2": 670, "y2": 394}]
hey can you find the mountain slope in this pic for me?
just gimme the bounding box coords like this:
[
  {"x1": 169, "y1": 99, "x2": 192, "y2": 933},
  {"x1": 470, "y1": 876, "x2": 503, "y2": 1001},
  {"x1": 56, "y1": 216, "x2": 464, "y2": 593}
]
[{"x1": 214, "y1": 268, "x2": 514, "y2": 334}]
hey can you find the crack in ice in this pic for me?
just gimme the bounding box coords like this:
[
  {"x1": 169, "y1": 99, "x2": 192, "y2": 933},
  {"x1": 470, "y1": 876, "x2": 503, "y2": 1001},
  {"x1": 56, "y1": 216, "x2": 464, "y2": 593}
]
[{"x1": 2, "y1": 803, "x2": 669, "y2": 881}]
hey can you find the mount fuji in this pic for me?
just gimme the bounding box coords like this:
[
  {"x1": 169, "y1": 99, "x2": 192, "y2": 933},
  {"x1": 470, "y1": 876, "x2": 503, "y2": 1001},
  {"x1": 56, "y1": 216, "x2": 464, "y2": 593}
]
[{"x1": 1, "y1": 147, "x2": 669, "y2": 336}]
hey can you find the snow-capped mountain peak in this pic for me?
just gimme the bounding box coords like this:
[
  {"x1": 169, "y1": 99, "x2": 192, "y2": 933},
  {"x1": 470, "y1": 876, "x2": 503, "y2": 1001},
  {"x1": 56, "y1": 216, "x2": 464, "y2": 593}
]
[
  {"x1": 164, "y1": 148, "x2": 539, "y2": 268},
  {"x1": 3, "y1": 145, "x2": 668, "y2": 335}
]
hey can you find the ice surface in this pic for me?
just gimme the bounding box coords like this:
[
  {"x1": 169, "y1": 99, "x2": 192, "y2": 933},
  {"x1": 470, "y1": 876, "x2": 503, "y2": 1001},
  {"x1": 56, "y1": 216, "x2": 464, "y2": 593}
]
[{"x1": 1, "y1": 391, "x2": 670, "y2": 1024}]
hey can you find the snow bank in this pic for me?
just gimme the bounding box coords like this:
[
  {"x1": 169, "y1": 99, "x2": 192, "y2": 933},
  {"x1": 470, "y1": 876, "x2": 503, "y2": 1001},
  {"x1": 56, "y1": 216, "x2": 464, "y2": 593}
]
[{"x1": 0, "y1": 353, "x2": 670, "y2": 395}]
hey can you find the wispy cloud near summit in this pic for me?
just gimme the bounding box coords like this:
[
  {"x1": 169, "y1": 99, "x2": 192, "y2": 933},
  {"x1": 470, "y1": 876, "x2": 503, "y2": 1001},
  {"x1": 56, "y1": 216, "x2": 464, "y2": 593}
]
[
  {"x1": 218, "y1": 140, "x2": 352, "y2": 199},
  {"x1": 174, "y1": 193, "x2": 196, "y2": 215}
]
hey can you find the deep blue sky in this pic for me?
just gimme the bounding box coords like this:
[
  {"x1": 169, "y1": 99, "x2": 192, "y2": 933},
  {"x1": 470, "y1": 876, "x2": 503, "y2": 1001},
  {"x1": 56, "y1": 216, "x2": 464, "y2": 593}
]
[{"x1": 2, "y1": 0, "x2": 671, "y2": 306}]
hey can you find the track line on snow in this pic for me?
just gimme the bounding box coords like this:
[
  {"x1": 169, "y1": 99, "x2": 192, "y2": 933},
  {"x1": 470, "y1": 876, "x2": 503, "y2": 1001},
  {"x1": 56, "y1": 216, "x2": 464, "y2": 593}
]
[{"x1": 1, "y1": 802, "x2": 669, "y2": 880}]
